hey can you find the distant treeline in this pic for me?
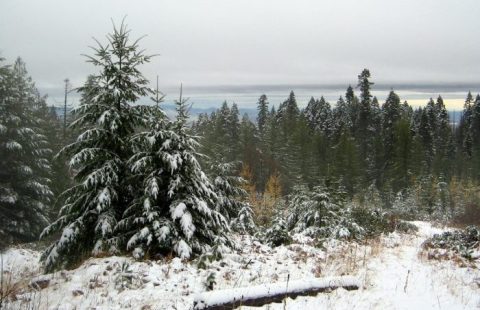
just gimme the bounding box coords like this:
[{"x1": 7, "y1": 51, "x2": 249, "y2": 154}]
[{"x1": 193, "y1": 69, "x2": 480, "y2": 205}]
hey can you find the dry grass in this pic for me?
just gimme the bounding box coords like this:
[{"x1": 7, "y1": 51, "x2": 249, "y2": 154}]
[
  {"x1": 0, "y1": 251, "x2": 47, "y2": 309},
  {"x1": 0, "y1": 270, "x2": 44, "y2": 309},
  {"x1": 319, "y1": 236, "x2": 385, "y2": 285}
]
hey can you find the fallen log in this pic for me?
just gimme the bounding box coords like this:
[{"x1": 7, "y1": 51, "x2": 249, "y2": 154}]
[{"x1": 193, "y1": 275, "x2": 360, "y2": 310}]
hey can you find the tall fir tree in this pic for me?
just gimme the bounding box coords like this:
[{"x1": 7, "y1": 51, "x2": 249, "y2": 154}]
[
  {"x1": 356, "y1": 69, "x2": 376, "y2": 183},
  {"x1": 458, "y1": 92, "x2": 473, "y2": 158},
  {"x1": 417, "y1": 107, "x2": 434, "y2": 174},
  {"x1": 277, "y1": 91, "x2": 299, "y2": 138},
  {"x1": 0, "y1": 58, "x2": 53, "y2": 248},
  {"x1": 228, "y1": 103, "x2": 241, "y2": 161},
  {"x1": 433, "y1": 96, "x2": 454, "y2": 178},
  {"x1": 470, "y1": 94, "x2": 480, "y2": 180},
  {"x1": 304, "y1": 97, "x2": 318, "y2": 131},
  {"x1": 345, "y1": 85, "x2": 359, "y2": 134},
  {"x1": 256, "y1": 94, "x2": 269, "y2": 137},
  {"x1": 315, "y1": 97, "x2": 333, "y2": 137},
  {"x1": 332, "y1": 96, "x2": 352, "y2": 142},
  {"x1": 331, "y1": 127, "x2": 360, "y2": 196},
  {"x1": 391, "y1": 118, "x2": 414, "y2": 192},
  {"x1": 41, "y1": 23, "x2": 153, "y2": 271},
  {"x1": 381, "y1": 90, "x2": 402, "y2": 178}
]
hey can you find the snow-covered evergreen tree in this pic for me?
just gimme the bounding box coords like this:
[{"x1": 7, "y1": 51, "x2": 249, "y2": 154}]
[
  {"x1": 277, "y1": 91, "x2": 299, "y2": 136},
  {"x1": 264, "y1": 106, "x2": 280, "y2": 158},
  {"x1": 417, "y1": 107, "x2": 434, "y2": 173},
  {"x1": 458, "y1": 92, "x2": 473, "y2": 158},
  {"x1": 470, "y1": 94, "x2": 480, "y2": 179},
  {"x1": 304, "y1": 97, "x2": 318, "y2": 130},
  {"x1": 315, "y1": 96, "x2": 333, "y2": 137},
  {"x1": 41, "y1": 22, "x2": 153, "y2": 271},
  {"x1": 228, "y1": 103, "x2": 241, "y2": 160},
  {"x1": 433, "y1": 96, "x2": 454, "y2": 177},
  {"x1": 303, "y1": 96, "x2": 333, "y2": 136},
  {"x1": 345, "y1": 85, "x2": 359, "y2": 134},
  {"x1": 0, "y1": 58, "x2": 53, "y2": 248},
  {"x1": 120, "y1": 92, "x2": 232, "y2": 260},
  {"x1": 264, "y1": 209, "x2": 291, "y2": 247},
  {"x1": 391, "y1": 118, "x2": 414, "y2": 191},
  {"x1": 256, "y1": 94, "x2": 269, "y2": 137},
  {"x1": 431, "y1": 178, "x2": 452, "y2": 221},
  {"x1": 286, "y1": 185, "x2": 364, "y2": 239},
  {"x1": 356, "y1": 69, "x2": 378, "y2": 183},
  {"x1": 332, "y1": 96, "x2": 352, "y2": 141},
  {"x1": 210, "y1": 162, "x2": 255, "y2": 234},
  {"x1": 382, "y1": 90, "x2": 402, "y2": 165}
]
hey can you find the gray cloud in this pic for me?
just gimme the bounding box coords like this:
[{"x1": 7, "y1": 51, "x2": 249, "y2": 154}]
[{"x1": 1, "y1": 0, "x2": 479, "y2": 106}]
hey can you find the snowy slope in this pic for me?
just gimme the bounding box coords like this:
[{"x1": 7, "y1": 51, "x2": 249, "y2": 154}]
[
  {"x1": 1, "y1": 222, "x2": 479, "y2": 309},
  {"x1": 252, "y1": 222, "x2": 480, "y2": 309}
]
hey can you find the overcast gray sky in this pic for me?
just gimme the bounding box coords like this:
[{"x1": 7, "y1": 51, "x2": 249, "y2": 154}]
[{"x1": 1, "y1": 0, "x2": 479, "y2": 107}]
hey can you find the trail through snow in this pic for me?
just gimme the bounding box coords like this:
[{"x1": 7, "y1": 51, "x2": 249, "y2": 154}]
[{"x1": 255, "y1": 221, "x2": 479, "y2": 309}]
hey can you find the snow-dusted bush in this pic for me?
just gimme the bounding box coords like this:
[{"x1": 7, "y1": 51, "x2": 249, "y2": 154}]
[
  {"x1": 394, "y1": 221, "x2": 419, "y2": 234},
  {"x1": 209, "y1": 162, "x2": 255, "y2": 234},
  {"x1": 423, "y1": 226, "x2": 480, "y2": 260},
  {"x1": 286, "y1": 185, "x2": 366, "y2": 240},
  {"x1": 430, "y1": 180, "x2": 455, "y2": 222},
  {"x1": 349, "y1": 206, "x2": 391, "y2": 237},
  {"x1": 411, "y1": 175, "x2": 456, "y2": 222},
  {"x1": 263, "y1": 204, "x2": 291, "y2": 247},
  {"x1": 390, "y1": 189, "x2": 419, "y2": 220},
  {"x1": 261, "y1": 184, "x2": 395, "y2": 247},
  {"x1": 114, "y1": 262, "x2": 142, "y2": 291}
]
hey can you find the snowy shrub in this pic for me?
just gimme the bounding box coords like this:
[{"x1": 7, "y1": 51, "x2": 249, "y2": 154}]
[
  {"x1": 196, "y1": 242, "x2": 228, "y2": 269},
  {"x1": 423, "y1": 226, "x2": 480, "y2": 261},
  {"x1": 349, "y1": 207, "x2": 391, "y2": 237},
  {"x1": 114, "y1": 262, "x2": 142, "y2": 291},
  {"x1": 209, "y1": 162, "x2": 256, "y2": 234},
  {"x1": 362, "y1": 183, "x2": 384, "y2": 209},
  {"x1": 390, "y1": 190, "x2": 419, "y2": 220},
  {"x1": 412, "y1": 176, "x2": 455, "y2": 222},
  {"x1": 204, "y1": 272, "x2": 216, "y2": 291},
  {"x1": 230, "y1": 204, "x2": 256, "y2": 234},
  {"x1": 250, "y1": 182, "x2": 395, "y2": 246},
  {"x1": 286, "y1": 185, "x2": 366, "y2": 240},
  {"x1": 430, "y1": 180, "x2": 454, "y2": 222},
  {"x1": 263, "y1": 213, "x2": 291, "y2": 247},
  {"x1": 390, "y1": 182, "x2": 458, "y2": 223},
  {"x1": 394, "y1": 221, "x2": 419, "y2": 234}
]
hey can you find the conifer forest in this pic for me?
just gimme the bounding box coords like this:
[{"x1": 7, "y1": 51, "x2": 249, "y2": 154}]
[{"x1": 1, "y1": 4, "x2": 480, "y2": 309}]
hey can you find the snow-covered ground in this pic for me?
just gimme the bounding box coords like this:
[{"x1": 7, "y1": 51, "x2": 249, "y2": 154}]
[
  {"x1": 260, "y1": 221, "x2": 480, "y2": 310},
  {"x1": 1, "y1": 222, "x2": 479, "y2": 309}
]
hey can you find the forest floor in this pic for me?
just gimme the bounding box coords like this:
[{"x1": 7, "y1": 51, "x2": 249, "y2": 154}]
[{"x1": 1, "y1": 222, "x2": 479, "y2": 309}]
